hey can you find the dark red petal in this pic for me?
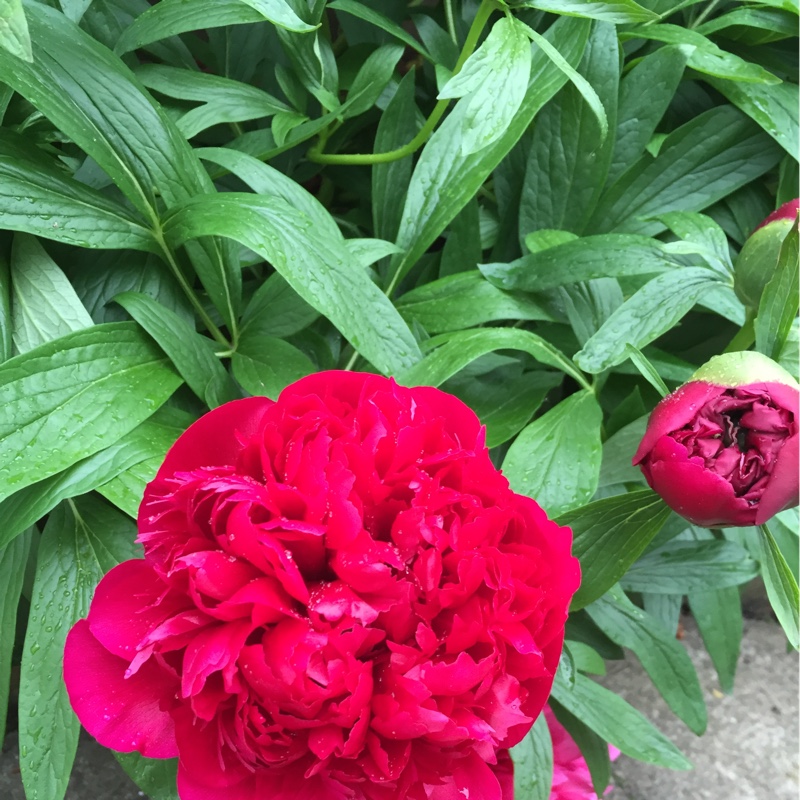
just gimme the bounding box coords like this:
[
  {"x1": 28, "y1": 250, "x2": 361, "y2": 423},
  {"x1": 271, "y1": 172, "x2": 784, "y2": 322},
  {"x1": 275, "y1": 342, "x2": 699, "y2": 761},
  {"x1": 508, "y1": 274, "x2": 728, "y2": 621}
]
[
  {"x1": 63, "y1": 621, "x2": 178, "y2": 758},
  {"x1": 632, "y1": 382, "x2": 723, "y2": 466},
  {"x1": 756, "y1": 432, "x2": 799, "y2": 524}
]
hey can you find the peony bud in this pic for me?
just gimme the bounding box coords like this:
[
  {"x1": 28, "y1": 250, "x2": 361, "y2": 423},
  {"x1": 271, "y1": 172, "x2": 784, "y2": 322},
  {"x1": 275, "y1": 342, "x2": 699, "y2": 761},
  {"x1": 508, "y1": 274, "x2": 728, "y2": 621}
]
[
  {"x1": 734, "y1": 198, "x2": 799, "y2": 308},
  {"x1": 633, "y1": 352, "x2": 799, "y2": 527}
]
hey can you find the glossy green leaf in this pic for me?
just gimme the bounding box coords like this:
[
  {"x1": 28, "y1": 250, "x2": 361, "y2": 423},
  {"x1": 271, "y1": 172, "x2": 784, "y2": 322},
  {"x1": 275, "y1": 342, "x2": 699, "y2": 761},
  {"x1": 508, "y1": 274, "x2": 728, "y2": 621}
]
[
  {"x1": 588, "y1": 586, "x2": 707, "y2": 734},
  {"x1": 0, "y1": 0, "x2": 31, "y2": 60},
  {"x1": 240, "y1": 274, "x2": 319, "y2": 340},
  {"x1": 481, "y1": 234, "x2": 677, "y2": 291},
  {"x1": 551, "y1": 670, "x2": 691, "y2": 769},
  {"x1": 0, "y1": 3, "x2": 239, "y2": 329},
  {"x1": 518, "y1": 0, "x2": 657, "y2": 21},
  {"x1": 759, "y1": 523, "x2": 800, "y2": 648},
  {"x1": 0, "y1": 250, "x2": 10, "y2": 363},
  {"x1": 116, "y1": 0, "x2": 314, "y2": 53},
  {"x1": 10, "y1": 234, "x2": 93, "y2": 353},
  {"x1": 609, "y1": 44, "x2": 690, "y2": 185},
  {"x1": 562, "y1": 489, "x2": 672, "y2": 609},
  {"x1": 688, "y1": 586, "x2": 742, "y2": 694},
  {"x1": 396, "y1": 271, "x2": 554, "y2": 334},
  {"x1": 19, "y1": 497, "x2": 141, "y2": 800},
  {"x1": 115, "y1": 292, "x2": 239, "y2": 408},
  {"x1": 344, "y1": 43, "x2": 404, "y2": 119},
  {"x1": 115, "y1": 754, "x2": 178, "y2": 800},
  {"x1": 439, "y1": 17, "x2": 532, "y2": 155},
  {"x1": 0, "y1": 527, "x2": 31, "y2": 742},
  {"x1": 510, "y1": 712, "x2": 553, "y2": 800},
  {"x1": 503, "y1": 391, "x2": 603, "y2": 517},
  {"x1": 0, "y1": 130, "x2": 155, "y2": 251},
  {"x1": 162, "y1": 194, "x2": 422, "y2": 376},
  {"x1": 658, "y1": 211, "x2": 733, "y2": 276},
  {"x1": 519, "y1": 21, "x2": 618, "y2": 237},
  {"x1": 755, "y1": 223, "x2": 799, "y2": 359},
  {"x1": 389, "y1": 17, "x2": 591, "y2": 286},
  {"x1": 591, "y1": 106, "x2": 783, "y2": 236},
  {"x1": 621, "y1": 540, "x2": 759, "y2": 593},
  {"x1": 708, "y1": 77, "x2": 798, "y2": 156},
  {"x1": 624, "y1": 344, "x2": 670, "y2": 397},
  {"x1": 574, "y1": 268, "x2": 719, "y2": 373},
  {"x1": 397, "y1": 327, "x2": 590, "y2": 389},
  {"x1": 232, "y1": 332, "x2": 315, "y2": 400},
  {"x1": 599, "y1": 415, "x2": 649, "y2": 488},
  {"x1": 0, "y1": 322, "x2": 182, "y2": 503}
]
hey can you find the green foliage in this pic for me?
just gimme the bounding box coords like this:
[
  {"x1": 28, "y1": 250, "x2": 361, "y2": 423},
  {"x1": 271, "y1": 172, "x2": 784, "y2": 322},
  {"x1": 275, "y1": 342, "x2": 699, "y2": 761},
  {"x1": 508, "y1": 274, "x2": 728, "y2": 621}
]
[{"x1": 0, "y1": 0, "x2": 796, "y2": 796}]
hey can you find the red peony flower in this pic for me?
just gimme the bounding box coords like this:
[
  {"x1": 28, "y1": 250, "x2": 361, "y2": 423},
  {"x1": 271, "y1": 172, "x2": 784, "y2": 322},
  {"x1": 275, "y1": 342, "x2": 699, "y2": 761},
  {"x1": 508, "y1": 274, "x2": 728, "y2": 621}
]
[
  {"x1": 64, "y1": 371, "x2": 580, "y2": 800},
  {"x1": 633, "y1": 353, "x2": 799, "y2": 527}
]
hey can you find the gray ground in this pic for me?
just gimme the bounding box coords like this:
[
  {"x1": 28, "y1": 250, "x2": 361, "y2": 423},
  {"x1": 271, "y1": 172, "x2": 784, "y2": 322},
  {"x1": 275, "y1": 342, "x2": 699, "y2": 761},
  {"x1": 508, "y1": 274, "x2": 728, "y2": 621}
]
[{"x1": 1, "y1": 611, "x2": 797, "y2": 799}]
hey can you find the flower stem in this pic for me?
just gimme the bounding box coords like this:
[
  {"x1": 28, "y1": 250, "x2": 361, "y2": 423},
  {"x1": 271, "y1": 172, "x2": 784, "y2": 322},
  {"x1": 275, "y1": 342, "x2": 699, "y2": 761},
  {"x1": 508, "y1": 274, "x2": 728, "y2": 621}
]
[
  {"x1": 307, "y1": 0, "x2": 496, "y2": 166},
  {"x1": 723, "y1": 310, "x2": 756, "y2": 354}
]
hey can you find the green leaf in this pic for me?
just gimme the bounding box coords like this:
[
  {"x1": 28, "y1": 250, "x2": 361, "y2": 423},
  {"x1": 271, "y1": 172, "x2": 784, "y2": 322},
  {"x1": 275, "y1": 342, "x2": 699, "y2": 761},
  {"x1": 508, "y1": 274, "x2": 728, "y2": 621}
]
[
  {"x1": 372, "y1": 70, "x2": 421, "y2": 242},
  {"x1": 0, "y1": 527, "x2": 31, "y2": 742},
  {"x1": 397, "y1": 327, "x2": 590, "y2": 390},
  {"x1": 0, "y1": 250, "x2": 10, "y2": 363},
  {"x1": 755, "y1": 223, "x2": 799, "y2": 360},
  {"x1": 588, "y1": 586, "x2": 707, "y2": 734},
  {"x1": 518, "y1": 0, "x2": 657, "y2": 21},
  {"x1": 0, "y1": 322, "x2": 182, "y2": 503},
  {"x1": 562, "y1": 489, "x2": 672, "y2": 610},
  {"x1": 396, "y1": 271, "x2": 554, "y2": 334},
  {"x1": 344, "y1": 43, "x2": 404, "y2": 119},
  {"x1": 231, "y1": 332, "x2": 315, "y2": 400},
  {"x1": 549, "y1": 701, "x2": 610, "y2": 796},
  {"x1": 0, "y1": 414, "x2": 184, "y2": 550},
  {"x1": 0, "y1": 130, "x2": 155, "y2": 251},
  {"x1": 708, "y1": 77, "x2": 798, "y2": 157},
  {"x1": 240, "y1": 275, "x2": 319, "y2": 340},
  {"x1": 0, "y1": 3, "x2": 239, "y2": 330},
  {"x1": 19, "y1": 497, "x2": 141, "y2": 800},
  {"x1": 239, "y1": 0, "x2": 318, "y2": 31},
  {"x1": 591, "y1": 106, "x2": 783, "y2": 236},
  {"x1": 624, "y1": 344, "x2": 670, "y2": 397},
  {"x1": 115, "y1": 754, "x2": 178, "y2": 800},
  {"x1": 162, "y1": 194, "x2": 422, "y2": 376},
  {"x1": 759, "y1": 523, "x2": 800, "y2": 648},
  {"x1": 688, "y1": 586, "x2": 742, "y2": 694},
  {"x1": 510, "y1": 711, "x2": 553, "y2": 800},
  {"x1": 389, "y1": 17, "x2": 592, "y2": 287},
  {"x1": 566, "y1": 639, "x2": 607, "y2": 675},
  {"x1": 658, "y1": 211, "x2": 733, "y2": 276},
  {"x1": 621, "y1": 540, "x2": 760, "y2": 594},
  {"x1": 574, "y1": 268, "x2": 719, "y2": 373},
  {"x1": 598, "y1": 414, "x2": 649, "y2": 488},
  {"x1": 518, "y1": 21, "x2": 619, "y2": 237},
  {"x1": 346, "y1": 239, "x2": 403, "y2": 269},
  {"x1": 551, "y1": 669, "x2": 691, "y2": 769},
  {"x1": 328, "y1": 0, "x2": 431, "y2": 59},
  {"x1": 622, "y1": 25, "x2": 781, "y2": 84},
  {"x1": 481, "y1": 234, "x2": 677, "y2": 291},
  {"x1": 58, "y1": 0, "x2": 93, "y2": 23},
  {"x1": 503, "y1": 391, "x2": 602, "y2": 517},
  {"x1": 116, "y1": 0, "x2": 314, "y2": 53},
  {"x1": 439, "y1": 17, "x2": 532, "y2": 155},
  {"x1": 115, "y1": 292, "x2": 239, "y2": 408},
  {"x1": 137, "y1": 65, "x2": 292, "y2": 139},
  {"x1": 0, "y1": 0, "x2": 31, "y2": 61},
  {"x1": 609, "y1": 44, "x2": 690, "y2": 185},
  {"x1": 10, "y1": 235, "x2": 93, "y2": 354}
]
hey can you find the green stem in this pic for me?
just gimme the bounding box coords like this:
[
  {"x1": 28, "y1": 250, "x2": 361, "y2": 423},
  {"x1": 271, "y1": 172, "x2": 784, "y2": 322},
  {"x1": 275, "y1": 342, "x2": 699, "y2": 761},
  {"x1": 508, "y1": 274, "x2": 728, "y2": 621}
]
[
  {"x1": 343, "y1": 349, "x2": 360, "y2": 371},
  {"x1": 444, "y1": 0, "x2": 457, "y2": 43},
  {"x1": 154, "y1": 231, "x2": 231, "y2": 349},
  {"x1": 690, "y1": 0, "x2": 723, "y2": 28},
  {"x1": 307, "y1": 0, "x2": 496, "y2": 166},
  {"x1": 723, "y1": 309, "x2": 756, "y2": 353}
]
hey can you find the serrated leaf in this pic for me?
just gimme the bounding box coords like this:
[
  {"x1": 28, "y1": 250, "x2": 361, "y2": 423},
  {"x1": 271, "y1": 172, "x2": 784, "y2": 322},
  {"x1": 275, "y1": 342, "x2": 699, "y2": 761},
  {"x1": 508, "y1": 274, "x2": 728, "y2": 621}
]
[
  {"x1": 503, "y1": 391, "x2": 602, "y2": 517},
  {"x1": 755, "y1": 223, "x2": 799, "y2": 359},
  {"x1": 19, "y1": 497, "x2": 141, "y2": 800},
  {"x1": 162, "y1": 194, "x2": 422, "y2": 376},
  {"x1": 0, "y1": 322, "x2": 182, "y2": 503},
  {"x1": 621, "y1": 540, "x2": 759, "y2": 594},
  {"x1": 0, "y1": 527, "x2": 31, "y2": 742},
  {"x1": 439, "y1": 17, "x2": 532, "y2": 155},
  {"x1": 115, "y1": 292, "x2": 239, "y2": 408},
  {"x1": 574, "y1": 268, "x2": 719, "y2": 373},
  {"x1": 551, "y1": 670, "x2": 691, "y2": 769},
  {"x1": 588, "y1": 586, "x2": 707, "y2": 734},
  {"x1": 510, "y1": 712, "x2": 552, "y2": 800},
  {"x1": 481, "y1": 234, "x2": 677, "y2": 291},
  {"x1": 10, "y1": 235, "x2": 93, "y2": 354},
  {"x1": 232, "y1": 332, "x2": 315, "y2": 400},
  {"x1": 397, "y1": 271, "x2": 554, "y2": 334},
  {"x1": 397, "y1": 327, "x2": 590, "y2": 389},
  {"x1": 0, "y1": 130, "x2": 154, "y2": 251},
  {"x1": 562, "y1": 489, "x2": 672, "y2": 609}
]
